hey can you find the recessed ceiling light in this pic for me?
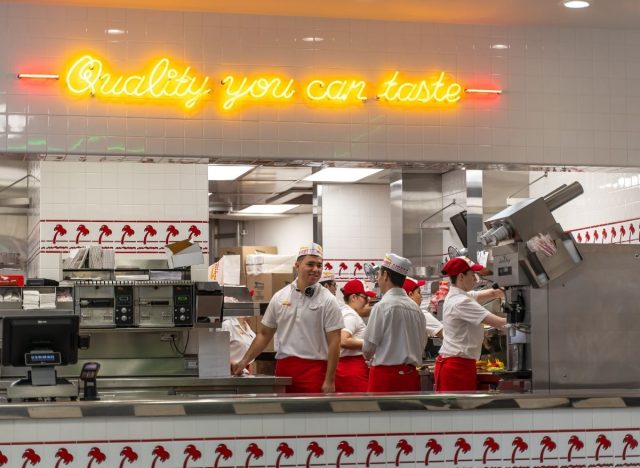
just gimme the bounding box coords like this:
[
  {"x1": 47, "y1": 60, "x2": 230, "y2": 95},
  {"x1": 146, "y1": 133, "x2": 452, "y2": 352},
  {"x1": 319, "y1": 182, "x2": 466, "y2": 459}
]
[
  {"x1": 491, "y1": 44, "x2": 509, "y2": 50},
  {"x1": 238, "y1": 204, "x2": 298, "y2": 214},
  {"x1": 106, "y1": 28, "x2": 127, "y2": 35},
  {"x1": 562, "y1": 0, "x2": 590, "y2": 8},
  {"x1": 303, "y1": 168, "x2": 383, "y2": 183},
  {"x1": 208, "y1": 164, "x2": 255, "y2": 181},
  {"x1": 301, "y1": 37, "x2": 324, "y2": 42}
]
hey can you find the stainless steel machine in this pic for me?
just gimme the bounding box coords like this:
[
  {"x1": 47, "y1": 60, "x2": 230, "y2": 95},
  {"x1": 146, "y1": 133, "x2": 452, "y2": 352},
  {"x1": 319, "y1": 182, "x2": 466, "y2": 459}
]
[
  {"x1": 481, "y1": 182, "x2": 584, "y2": 383},
  {"x1": 482, "y1": 181, "x2": 640, "y2": 391},
  {"x1": 74, "y1": 280, "x2": 195, "y2": 328}
]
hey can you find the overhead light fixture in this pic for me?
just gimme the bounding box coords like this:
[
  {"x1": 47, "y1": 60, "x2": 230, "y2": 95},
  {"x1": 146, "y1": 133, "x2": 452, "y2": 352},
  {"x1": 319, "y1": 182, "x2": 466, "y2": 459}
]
[
  {"x1": 301, "y1": 37, "x2": 324, "y2": 42},
  {"x1": 208, "y1": 164, "x2": 255, "y2": 181},
  {"x1": 106, "y1": 28, "x2": 127, "y2": 35},
  {"x1": 562, "y1": 0, "x2": 590, "y2": 8},
  {"x1": 238, "y1": 204, "x2": 298, "y2": 214},
  {"x1": 303, "y1": 167, "x2": 383, "y2": 183},
  {"x1": 491, "y1": 44, "x2": 509, "y2": 50}
]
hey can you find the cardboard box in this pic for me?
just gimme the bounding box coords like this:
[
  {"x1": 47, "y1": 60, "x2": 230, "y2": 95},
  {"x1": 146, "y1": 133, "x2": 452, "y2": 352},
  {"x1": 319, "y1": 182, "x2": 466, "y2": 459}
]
[
  {"x1": 217, "y1": 246, "x2": 277, "y2": 284},
  {"x1": 165, "y1": 239, "x2": 204, "y2": 269},
  {"x1": 245, "y1": 316, "x2": 276, "y2": 353},
  {"x1": 246, "y1": 273, "x2": 294, "y2": 303},
  {"x1": 245, "y1": 254, "x2": 296, "y2": 275}
]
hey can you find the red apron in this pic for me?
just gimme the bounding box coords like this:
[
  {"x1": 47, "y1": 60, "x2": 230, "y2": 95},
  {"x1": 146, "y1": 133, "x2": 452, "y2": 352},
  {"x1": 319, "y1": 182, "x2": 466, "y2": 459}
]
[
  {"x1": 367, "y1": 364, "x2": 419, "y2": 392},
  {"x1": 335, "y1": 355, "x2": 369, "y2": 392},
  {"x1": 434, "y1": 355, "x2": 476, "y2": 391},
  {"x1": 275, "y1": 356, "x2": 327, "y2": 394}
]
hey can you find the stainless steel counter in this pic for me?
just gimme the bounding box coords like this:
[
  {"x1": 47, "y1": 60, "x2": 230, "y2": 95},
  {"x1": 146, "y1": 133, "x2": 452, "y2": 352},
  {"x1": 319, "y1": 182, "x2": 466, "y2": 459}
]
[
  {"x1": 0, "y1": 375, "x2": 291, "y2": 399},
  {"x1": 2, "y1": 390, "x2": 640, "y2": 420}
]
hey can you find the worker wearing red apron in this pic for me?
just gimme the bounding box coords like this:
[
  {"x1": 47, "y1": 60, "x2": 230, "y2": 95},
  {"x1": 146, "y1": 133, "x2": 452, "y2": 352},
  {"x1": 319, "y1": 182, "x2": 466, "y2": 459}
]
[
  {"x1": 231, "y1": 243, "x2": 344, "y2": 393},
  {"x1": 403, "y1": 277, "x2": 444, "y2": 338},
  {"x1": 434, "y1": 256, "x2": 506, "y2": 392},
  {"x1": 363, "y1": 254, "x2": 427, "y2": 392},
  {"x1": 335, "y1": 279, "x2": 376, "y2": 392}
]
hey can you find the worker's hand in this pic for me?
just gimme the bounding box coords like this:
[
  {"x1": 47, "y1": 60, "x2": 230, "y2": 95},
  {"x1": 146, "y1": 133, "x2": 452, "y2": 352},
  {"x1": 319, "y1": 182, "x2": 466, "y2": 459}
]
[
  {"x1": 494, "y1": 288, "x2": 506, "y2": 301},
  {"x1": 321, "y1": 380, "x2": 335, "y2": 393},
  {"x1": 231, "y1": 360, "x2": 247, "y2": 376}
]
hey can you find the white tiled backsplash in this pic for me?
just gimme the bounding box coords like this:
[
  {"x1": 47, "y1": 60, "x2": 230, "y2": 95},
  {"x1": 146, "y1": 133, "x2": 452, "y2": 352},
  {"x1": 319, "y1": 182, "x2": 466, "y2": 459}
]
[
  {"x1": 30, "y1": 161, "x2": 209, "y2": 280},
  {"x1": 530, "y1": 170, "x2": 640, "y2": 234},
  {"x1": 322, "y1": 184, "x2": 391, "y2": 260},
  {"x1": 2, "y1": 407, "x2": 640, "y2": 467},
  {"x1": 2, "y1": 2, "x2": 640, "y2": 166}
]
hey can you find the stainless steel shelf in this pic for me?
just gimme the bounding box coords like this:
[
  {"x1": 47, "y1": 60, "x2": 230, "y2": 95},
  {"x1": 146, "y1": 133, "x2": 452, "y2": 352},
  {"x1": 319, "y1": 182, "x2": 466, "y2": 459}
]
[{"x1": 79, "y1": 327, "x2": 194, "y2": 332}]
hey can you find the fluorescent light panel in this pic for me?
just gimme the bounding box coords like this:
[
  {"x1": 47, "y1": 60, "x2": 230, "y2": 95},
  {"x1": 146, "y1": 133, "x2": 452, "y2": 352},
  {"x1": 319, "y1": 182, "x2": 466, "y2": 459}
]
[
  {"x1": 238, "y1": 204, "x2": 298, "y2": 214},
  {"x1": 208, "y1": 164, "x2": 254, "y2": 180},
  {"x1": 304, "y1": 167, "x2": 383, "y2": 183},
  {"x1": 562, "y1": 0, "x2": 590, "y2": 8}
]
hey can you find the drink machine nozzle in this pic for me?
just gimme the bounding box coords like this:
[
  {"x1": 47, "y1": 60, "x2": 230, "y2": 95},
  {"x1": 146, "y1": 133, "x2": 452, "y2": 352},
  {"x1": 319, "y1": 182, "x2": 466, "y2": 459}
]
[{"x1": 502, "y1": 290, "x2": 525, "y2": 337}]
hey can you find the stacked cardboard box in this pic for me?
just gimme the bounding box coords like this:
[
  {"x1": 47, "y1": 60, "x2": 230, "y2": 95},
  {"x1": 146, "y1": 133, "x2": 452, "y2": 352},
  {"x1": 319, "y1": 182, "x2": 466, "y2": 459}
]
[
  {"x1": 217, "y1": 246, "x2": 277, "y2": 285},
  {"x1": 246, "y1": 273, "x2": 294, "y2": 303}
]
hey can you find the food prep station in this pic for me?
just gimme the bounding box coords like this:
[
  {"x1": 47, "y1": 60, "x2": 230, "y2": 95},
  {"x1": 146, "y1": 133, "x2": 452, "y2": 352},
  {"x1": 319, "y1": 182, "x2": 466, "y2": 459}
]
[{"x1": 0, "y1": 263, "x2": 289, "y2": 399}]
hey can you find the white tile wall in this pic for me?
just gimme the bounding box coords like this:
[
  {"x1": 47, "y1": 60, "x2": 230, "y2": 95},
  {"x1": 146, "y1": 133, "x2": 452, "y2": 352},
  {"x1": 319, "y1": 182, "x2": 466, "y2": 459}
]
[
  {"x1": 322, "y1": 184, "x2": 391, "y2": 260},
  {"x1": 243, "y1": 214, "x2": 313, "y2": 256},
  {"x1": 1, "y1": 408, "x2": 640, "y2": 467},
  {"x1": 530, "y1": 170, "x2": 640, "y2": 233},
  {"x1": 33, "y1": 161, "x2": 209, "y2": 279},
  {"x1": 1, "y1": 3, "x2": 640, "y2": 166}
]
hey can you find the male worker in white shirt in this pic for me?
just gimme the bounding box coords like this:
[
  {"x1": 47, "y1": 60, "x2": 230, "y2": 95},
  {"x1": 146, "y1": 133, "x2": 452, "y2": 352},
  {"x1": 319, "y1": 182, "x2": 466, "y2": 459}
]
[
  {"x1": 231, "y1": 243, "x2": 344, "y2": 393},
  {"x1": 363, "y1": 253, "x2": 427, "y2": 392}
]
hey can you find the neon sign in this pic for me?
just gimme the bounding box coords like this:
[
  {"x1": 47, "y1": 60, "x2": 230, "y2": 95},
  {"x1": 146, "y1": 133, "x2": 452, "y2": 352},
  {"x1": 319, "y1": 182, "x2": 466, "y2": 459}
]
[
  {"x1": 305, "y1": 79, "x2": 368, "y2": 103},
  {"x1": 46, "y1": 53, "x2": 501, "y2": 111},
  {"x1": 221, "y1": 75, "x2": 296, "y2": 111},
  {"x1": 65, "y1": 55, "x2": 211, "y2": 109},
  {"x1": 377, "y1": 71, "x2": 462, "y2": 104}
]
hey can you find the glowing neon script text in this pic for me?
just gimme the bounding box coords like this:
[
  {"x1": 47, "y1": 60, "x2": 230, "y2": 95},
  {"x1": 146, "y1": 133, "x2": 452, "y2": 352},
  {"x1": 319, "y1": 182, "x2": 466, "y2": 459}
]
[{"x1": 65, "y1": 55, "x2": 211, "y2": 109}]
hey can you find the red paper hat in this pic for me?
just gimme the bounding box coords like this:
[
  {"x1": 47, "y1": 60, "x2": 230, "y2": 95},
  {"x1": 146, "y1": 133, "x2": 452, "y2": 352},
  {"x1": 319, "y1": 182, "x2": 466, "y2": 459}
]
[
  {"x1": 441, "y1": 256, "x2": 484, "y2": 276},
  {"x1": 402, "y1": 277, "x2": 426, "y2": 294}
]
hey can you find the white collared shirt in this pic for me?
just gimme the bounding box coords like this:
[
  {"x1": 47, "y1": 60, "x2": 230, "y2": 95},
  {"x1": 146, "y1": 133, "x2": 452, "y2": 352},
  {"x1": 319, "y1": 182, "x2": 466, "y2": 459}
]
[
  {"x1": 438, "y1": 285, "x2": 490, "y2": 360},
  {"x1": 262, "y1": 283, "x2": 344, "y2": 360},
  {"x1": 221, "y1": 317, "x2": 256, "y2": 363},
  {"x1": 422, "y1": 309, "x2": 444, "y2": 337},
  {"x1": 362, "y1": 288, "x2": 427, "y2": 366},
  {"x1": 340, "y1": 303, "x2": 366, "y2": 358}
]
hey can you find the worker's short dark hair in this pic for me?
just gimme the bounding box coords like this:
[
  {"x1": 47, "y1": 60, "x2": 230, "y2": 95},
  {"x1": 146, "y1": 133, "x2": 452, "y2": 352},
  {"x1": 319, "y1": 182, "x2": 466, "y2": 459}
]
[{"x1": 381, "y1": 266, "x2": 405, "y2": 288}]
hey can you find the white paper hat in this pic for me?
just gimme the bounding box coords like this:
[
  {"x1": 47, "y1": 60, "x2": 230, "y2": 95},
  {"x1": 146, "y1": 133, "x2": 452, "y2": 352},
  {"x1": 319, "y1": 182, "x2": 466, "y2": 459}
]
[
  {"x1": 320, "y1": 270, "x2": 335, "y2": 282},
  {"x1": 298, "y1": 242, "x2": 323, "y2": 258},
  {"x1": 381, "y1": 253, "x2": 411, "y2": 276}
]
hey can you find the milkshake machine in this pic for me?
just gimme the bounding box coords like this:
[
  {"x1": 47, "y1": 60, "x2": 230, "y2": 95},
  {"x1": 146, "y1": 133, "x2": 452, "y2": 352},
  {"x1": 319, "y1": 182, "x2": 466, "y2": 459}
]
[{"x1": 480, "y1": 182, "x2": 584, "y2": 376}]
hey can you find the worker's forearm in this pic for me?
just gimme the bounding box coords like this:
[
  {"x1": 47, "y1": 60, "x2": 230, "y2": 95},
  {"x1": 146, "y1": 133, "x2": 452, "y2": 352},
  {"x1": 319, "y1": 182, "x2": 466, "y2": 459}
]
[
  {"x1": 475, "y1": 288, "x2": 503, "y2": 303},
  {"x1": 239, "y1": 331, "x2": 273, "y2": 364},
  {"x1": 324, "y1": 332, "x2": 341, "y2": 384},
  {"x1": 341, "y1": 337, "x2": 364, "y2": 350}
]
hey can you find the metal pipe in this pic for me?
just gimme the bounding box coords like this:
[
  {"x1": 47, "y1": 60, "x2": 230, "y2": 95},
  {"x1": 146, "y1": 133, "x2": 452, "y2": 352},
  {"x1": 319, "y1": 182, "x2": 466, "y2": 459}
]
[
  {"x1": 0, "y1": 174, "x2": 40, "y2": 194},
  {"x1": 540, "y1": 183, "x2": 567, "y2": 203},
  {"x1": 419, "y1": 200, "x2": 456, "y2": 268},
  {"x1": 543, "y1": 181, "x2": 584, "y2": 212},
  {"x1": 508, "y1": 171, "x2": 548, "y2": 199}
]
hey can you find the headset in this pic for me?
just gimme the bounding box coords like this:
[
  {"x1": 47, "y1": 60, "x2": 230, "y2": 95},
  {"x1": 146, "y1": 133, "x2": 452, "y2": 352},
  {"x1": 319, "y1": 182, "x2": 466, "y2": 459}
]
[{"x1": 295, "y1": 285, "x2": 316, "y2": 297}]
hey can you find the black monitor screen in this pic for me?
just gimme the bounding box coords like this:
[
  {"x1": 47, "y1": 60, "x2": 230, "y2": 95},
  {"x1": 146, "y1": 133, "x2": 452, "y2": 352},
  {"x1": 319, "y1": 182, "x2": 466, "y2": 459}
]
[
  {"x1": 449, "y1": 210, "x2": 468, "y2": 248},
  {"x1": 1, "y1": 315, "x2": 79, "y2": 367}
]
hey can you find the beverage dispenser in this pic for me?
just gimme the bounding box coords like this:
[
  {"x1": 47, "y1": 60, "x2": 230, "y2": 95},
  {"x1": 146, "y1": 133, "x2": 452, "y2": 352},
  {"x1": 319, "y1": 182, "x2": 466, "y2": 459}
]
[{"x1": 480, "y1": 182, "x2": 584, "y2": 373}]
